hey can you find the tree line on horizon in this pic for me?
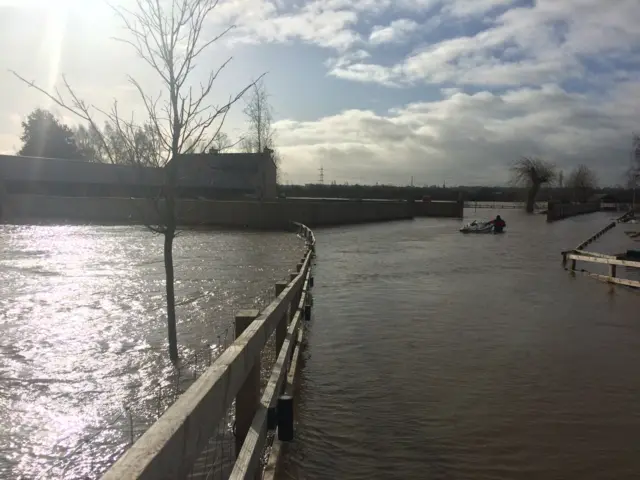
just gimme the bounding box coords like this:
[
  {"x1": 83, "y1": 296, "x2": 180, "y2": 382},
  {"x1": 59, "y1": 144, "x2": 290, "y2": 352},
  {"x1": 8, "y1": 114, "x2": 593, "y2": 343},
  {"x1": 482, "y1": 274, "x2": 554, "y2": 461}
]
[
  {"x1": 280, "y1": 181, "x2": 637, "y2": 203},
  {"x1": 14, "y1": 108, "x2": 637, "y2": 210},
  {"x1": 281, "y1": 154, "x2": 639, "y2": 209},
  {"x1": 16, "y1": 81, "x2": 276, "y2": 168}
]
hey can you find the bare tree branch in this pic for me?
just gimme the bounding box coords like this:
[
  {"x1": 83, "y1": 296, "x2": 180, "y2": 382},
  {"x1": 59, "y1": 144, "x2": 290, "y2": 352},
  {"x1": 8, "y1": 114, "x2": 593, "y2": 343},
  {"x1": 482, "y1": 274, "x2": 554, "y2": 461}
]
[
  {"x1": 11, "y1": 0, "x2": 265, "y2": 364},
  {"x1": 9, "y1": 70, "x2": 115, "y2": 163},
  {"x1": 242, "y1": 78, "x2": 274, "y2": 154}
]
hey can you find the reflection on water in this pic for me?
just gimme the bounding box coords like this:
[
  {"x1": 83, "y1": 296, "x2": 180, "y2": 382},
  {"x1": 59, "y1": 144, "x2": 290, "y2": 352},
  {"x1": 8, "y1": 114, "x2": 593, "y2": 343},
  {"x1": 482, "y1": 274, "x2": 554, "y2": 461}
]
[
  {"x1": 283, "y1": 211, "x2": 640, "y2": 480},
  {"x1": 0, "y1": 225, "x2": 303, "y2": 478}
]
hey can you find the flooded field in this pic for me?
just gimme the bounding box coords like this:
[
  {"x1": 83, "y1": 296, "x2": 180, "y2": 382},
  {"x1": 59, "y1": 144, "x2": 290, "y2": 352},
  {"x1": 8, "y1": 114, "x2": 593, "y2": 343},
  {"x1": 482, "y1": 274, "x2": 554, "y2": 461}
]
[
  {"x1": 283, "y1": 210, "x2": 640, "y2": 480},
  {"x1": 0, "y1": 225, "x2": 303, "y2": 478}
]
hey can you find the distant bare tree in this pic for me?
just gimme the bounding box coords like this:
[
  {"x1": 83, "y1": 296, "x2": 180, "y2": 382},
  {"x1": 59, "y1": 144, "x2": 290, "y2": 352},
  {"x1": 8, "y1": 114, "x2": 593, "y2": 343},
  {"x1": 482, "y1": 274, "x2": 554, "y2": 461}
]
[
  {"x1": 73, "y1": 124, "x2": 105, "y2": 162},
  {"x1": 629, "y1": 134, "x2": 640, "y2": 209},
  {"x1": 242, "y1": 79, "x2": 274, "y2": 154},
  {"x1": 567, "y1": 164, "x2": 598, "y2": 203},
  {"x1": 628, "y1": 134, "x2": 640, "y2": 185},
  {"x1": 208, "y1": 131, "x2": 232, "y2": 152},
  {"x1": 200, "y1": 131, "x2": 242, "y2": 153},
  {"x1": 242, "y1": 80, "x2": 282, "y2": 182},
  {"x1": 11, "y1": 0, "x2": 261, "y2": 364},
  {"x1": 511, "y1": 156, "x2": 556, "y2": 213},
  {"x1": 76, "y1": 121, "x2": 163, "y2": 166}
]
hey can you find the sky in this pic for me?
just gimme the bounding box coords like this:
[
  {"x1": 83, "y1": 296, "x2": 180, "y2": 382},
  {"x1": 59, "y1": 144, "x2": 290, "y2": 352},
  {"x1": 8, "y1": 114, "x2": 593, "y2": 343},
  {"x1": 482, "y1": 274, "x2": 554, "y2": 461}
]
[{"x1": 1, "y1": 0, "x2": 639, "y2": 186}]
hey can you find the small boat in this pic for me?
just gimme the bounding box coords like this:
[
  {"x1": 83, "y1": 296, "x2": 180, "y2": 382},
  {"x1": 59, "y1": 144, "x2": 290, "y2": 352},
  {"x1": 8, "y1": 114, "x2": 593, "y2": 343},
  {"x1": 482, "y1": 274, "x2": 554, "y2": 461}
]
[{"x1": 460, "y1": 220, "x2": 503, "y2": 234}]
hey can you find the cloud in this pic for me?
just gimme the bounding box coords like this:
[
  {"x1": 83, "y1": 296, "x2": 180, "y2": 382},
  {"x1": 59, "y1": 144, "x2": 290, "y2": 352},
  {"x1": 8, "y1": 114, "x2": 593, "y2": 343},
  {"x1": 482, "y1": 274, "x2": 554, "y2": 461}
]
[
  {"x1": 442, "y1": 0, "x2": 517, "y2": 18},
  {"x1": 2, "y1": 0, "x2": 640, "y2": 188},
  {"x1": 329, "y1": 63, "x2": 400, "y2": 87},
  {"x1": 217, "y1": 0, "x2": 363, "y2": 51},
  {"x1": 276, "y1": 83, "x2": 639, "y2": 185},
  {"x1": 369, "y1": 19, "x2": 419, "y2": 45},
  {"x1": 325, "y1": 49, "x2": 371, "y2": 69},
  {"x1": 328, "y1": 0, "x2": 640, "y2": 88}
]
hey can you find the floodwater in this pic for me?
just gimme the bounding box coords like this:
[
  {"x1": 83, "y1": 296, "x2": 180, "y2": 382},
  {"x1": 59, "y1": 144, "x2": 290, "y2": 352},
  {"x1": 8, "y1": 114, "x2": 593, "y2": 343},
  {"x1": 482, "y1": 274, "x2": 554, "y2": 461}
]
[
  {"x1": 283, "y1": 210, "x2": 640, "y2": 480},
  {"x1": 0, "y1": 225, "x2": 303, "y2": 479}
]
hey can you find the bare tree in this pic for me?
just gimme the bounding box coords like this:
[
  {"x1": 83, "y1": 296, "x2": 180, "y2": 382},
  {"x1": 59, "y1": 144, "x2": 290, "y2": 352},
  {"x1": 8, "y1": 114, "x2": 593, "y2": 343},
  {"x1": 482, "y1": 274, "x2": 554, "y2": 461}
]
[
  {"x1": 567, "y1": 164, "x2": 598, "y2": 203},
  {"x1": 242, "y1": 79, "x2": 274, "y2": 153},
  {"x1": 73, "y1": 124, "x2": 105, "y2": 162},
  {"x1": 200, "y1": 131, "x2": 241, "y2": 153},
  {"x1": 76, "y1": 121, "x2": 163, "y2": 166},
  {"x1": 511, "y1": 156, "x2": 556, "y2": 213},
  {"x1": 241, "y1": 80, "x2": 282, "y2": 184},
  {"x1": 628, "y1": 134, "x2": 640, "y2": 209},
  {"x1": 631, "y1": 133, "x2": 640, "y2": 176},
  {"x1": 208, "y1": 131, "x2": 232, "y2": 152},
  {"x1": 12, "y1": 0, "x2": 261, "y2": 364}
]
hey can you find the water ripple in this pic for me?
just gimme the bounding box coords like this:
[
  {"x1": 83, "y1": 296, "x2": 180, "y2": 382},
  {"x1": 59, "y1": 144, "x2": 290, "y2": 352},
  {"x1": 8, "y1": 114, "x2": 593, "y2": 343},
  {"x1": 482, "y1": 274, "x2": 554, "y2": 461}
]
[
  {"x1": 0, "y1": 225, "x2": 304, "y2": 478},
  {"x1": 283, "y1": 211, "x2": 640, "y2": 480}
]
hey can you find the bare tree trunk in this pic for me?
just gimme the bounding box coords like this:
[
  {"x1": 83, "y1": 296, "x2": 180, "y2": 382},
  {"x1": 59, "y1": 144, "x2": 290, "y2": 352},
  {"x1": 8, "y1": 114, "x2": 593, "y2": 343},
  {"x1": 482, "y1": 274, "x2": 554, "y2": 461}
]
[
  {"x1": 12, "y1": 0, "x2": 261, "y2": 365},
  {"x1": 164, "y1": 227, "x2": 178, "y2": 363},
  {"x1": 164, "y1": 161, "x2": 178, "y2": 364},
  {"x1": 526, "y1": 182, "x2": 540, "y2": 213}
]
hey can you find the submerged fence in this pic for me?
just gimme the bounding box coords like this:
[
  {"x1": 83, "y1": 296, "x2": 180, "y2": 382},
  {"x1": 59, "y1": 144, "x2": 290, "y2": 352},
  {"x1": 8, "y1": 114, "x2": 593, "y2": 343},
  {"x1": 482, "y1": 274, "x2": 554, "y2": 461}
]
[
  {"x1": 562, "y1": 211, "x2": 640, "y2": 289},
  {"x1": 101, "y1": 223, "x2": 316, "y2": 480}
]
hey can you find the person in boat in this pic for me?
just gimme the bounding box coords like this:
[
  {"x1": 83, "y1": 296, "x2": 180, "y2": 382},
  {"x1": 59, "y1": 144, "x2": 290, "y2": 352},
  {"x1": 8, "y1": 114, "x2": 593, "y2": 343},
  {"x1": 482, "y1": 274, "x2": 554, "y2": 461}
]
[{"x1": 489, "y1": 215, "x2": 506, "y2": 232}]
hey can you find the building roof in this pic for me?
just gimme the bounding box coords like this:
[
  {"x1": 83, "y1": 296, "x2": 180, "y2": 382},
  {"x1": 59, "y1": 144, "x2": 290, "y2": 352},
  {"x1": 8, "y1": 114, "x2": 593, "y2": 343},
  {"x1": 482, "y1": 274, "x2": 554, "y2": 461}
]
[
  {"x1": 0, "y1": 152, "x2": 273, "y2": 191},
  {"x1": 0, "y1": 154, "x2": 163, "y2": 186}
]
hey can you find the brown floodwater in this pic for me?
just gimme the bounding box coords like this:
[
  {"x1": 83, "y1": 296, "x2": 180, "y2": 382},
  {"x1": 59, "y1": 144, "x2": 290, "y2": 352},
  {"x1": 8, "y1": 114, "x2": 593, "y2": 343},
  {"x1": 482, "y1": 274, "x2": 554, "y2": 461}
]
[
  {"x1": 0, "y1": 225, "x2": 303, "y2": 479},
  {"x1": 282, "y1": 210, "x2": 640, "y2": 480}
]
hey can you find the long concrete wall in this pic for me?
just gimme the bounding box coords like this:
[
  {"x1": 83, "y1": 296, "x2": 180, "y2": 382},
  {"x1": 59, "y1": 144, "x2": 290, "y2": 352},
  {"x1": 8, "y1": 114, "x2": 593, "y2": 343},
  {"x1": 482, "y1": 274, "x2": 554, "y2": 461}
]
[
  {"x1": 546, "y1": 201, "x2": 601, "y2": 222},
  {"x1": 412, "y1": 200, "x2": 464, "y2": 218},
  {"x1": 0, "y1": 194, "x2": 463, "y2": 228}
]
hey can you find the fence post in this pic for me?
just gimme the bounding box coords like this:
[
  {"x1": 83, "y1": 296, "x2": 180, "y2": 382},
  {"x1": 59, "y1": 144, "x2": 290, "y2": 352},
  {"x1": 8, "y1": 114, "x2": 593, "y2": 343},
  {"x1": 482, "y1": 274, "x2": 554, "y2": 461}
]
[
  {"x1": 275, "y1": 281, "x2": 289, "y2": 354},
  {"x1": 609, "y1": 264, "x2": 617, "y2": 278},
  {"x1": 289, "y1": 272, "x2": 299, "y2": 320},
  {"x1": 235, "y1": 309, "x2": 261, "y2": 458}
]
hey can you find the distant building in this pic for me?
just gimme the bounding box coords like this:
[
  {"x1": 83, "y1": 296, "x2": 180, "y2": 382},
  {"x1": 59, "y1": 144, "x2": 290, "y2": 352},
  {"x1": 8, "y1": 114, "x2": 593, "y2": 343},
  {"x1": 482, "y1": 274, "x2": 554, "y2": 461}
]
[
  {"x1": 170, "y1": 151, "x2": 277, "y2": 199},
  {"x1": 0, "y1": 150, "x2": 277, "y2": 200}
]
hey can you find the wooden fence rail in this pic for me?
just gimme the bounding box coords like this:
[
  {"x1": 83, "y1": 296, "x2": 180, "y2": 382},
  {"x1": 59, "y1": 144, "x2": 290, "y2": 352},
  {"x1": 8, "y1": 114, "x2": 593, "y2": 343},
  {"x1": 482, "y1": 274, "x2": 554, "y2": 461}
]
[
  {"x1": 574, "y1": 221, "x2": 617, "y2": 251},
  {"x1": 562, "y1": 250, "x2": 640, "y2": 288},
  {"x1": 229, "y1": 259, "x2": 312, "y2": 480},
  {"x1": 101, "y1": 223, "x2": 316, "y2": 480},
  {"x1": 561, "y1": 211, "x2": 640, "y2": 289}
]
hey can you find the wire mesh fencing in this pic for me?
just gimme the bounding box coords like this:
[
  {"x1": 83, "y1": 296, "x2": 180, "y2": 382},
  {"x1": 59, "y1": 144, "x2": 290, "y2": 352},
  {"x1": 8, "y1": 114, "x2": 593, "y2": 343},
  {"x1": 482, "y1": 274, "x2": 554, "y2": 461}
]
[
  {"x1": 40, "y1": 324, "x2": 236, "y2": 479},
  {"x1": 49, "y1": 290, "x2": 292, "y2": 479},
  {"x1": 184, "y1": 307, "x2": 285, "y2": 479}
]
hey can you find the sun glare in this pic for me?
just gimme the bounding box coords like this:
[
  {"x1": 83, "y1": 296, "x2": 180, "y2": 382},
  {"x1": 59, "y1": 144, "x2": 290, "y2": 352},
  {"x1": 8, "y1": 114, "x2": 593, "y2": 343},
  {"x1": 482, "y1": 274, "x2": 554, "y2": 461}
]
[
  {"x1": 42, "y1": 4, "x2": 68, "y2": 98},
  {"x1": 1, "y1": 0, "x2": 82, "y2": 6}
]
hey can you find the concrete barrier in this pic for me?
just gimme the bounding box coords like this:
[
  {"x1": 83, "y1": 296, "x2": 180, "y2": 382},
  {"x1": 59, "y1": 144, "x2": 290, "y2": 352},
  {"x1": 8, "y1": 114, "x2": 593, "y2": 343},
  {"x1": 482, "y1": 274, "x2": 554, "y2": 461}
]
[
  {"x1": 412, "y1": 199, "x2": 463, "y2": 218},
  {"x1": 546, "y1": 201, "x2": 600, "y2": 222},
  {"x1": 1, "y1": 194, "x2": 464, "y2": 228}
]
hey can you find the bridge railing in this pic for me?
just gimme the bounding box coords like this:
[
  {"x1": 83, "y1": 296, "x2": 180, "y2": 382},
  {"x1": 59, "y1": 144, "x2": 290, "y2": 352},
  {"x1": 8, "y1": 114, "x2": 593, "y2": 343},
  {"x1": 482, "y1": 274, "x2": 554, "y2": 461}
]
[{"x1": 101, "y1": 223, "x2": 316, "y2": 480}]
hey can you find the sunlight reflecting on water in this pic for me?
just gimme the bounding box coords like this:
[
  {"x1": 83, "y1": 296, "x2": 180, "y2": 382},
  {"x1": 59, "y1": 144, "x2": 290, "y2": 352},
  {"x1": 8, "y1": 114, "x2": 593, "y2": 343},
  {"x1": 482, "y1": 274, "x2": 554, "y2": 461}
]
[{"x1": 0, "y1": 225, "x2": 303, "y2": 478}]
